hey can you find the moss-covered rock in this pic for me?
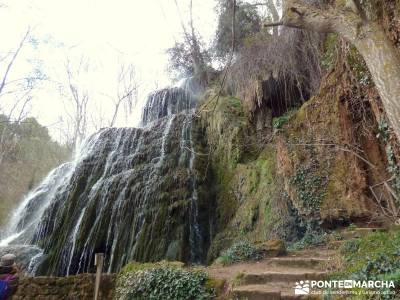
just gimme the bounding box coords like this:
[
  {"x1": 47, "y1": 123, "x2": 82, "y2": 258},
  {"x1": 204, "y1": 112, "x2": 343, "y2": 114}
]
[
  {"x1": 198, "y1": 54, "x2": 393, "y2": 261},
  {"x1": 256, "y1": 239, "x2": 286, "y2": 257},
  {"x1": 34, "y1": 111, "x2": 215, "y2": 275},
  {"x1": 197, "y1": 91, "x2": 303, "y2": 262},
  {"x1": 275, "y1": 69, "x2": 382, "y2": 225}
]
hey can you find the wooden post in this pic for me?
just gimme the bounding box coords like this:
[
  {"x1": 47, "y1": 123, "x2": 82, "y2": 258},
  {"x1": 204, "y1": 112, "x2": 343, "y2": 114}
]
[{"x1": 94, "y1": 253, "x2": 104, "y2": 300}]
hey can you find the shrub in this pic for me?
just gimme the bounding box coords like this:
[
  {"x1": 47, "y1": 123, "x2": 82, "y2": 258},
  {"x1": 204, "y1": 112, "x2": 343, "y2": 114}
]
[
  {"x1": 216, "y1": 240, "x2": 263, "y2": 265},
  {"x1": 339, "y1": 239, "x2": 360, "y2": 256},
  {"x1": 289, "y1": 164, "x2": 328, "y2": 212},
  {"x1": 288, "y1": 224, "x2": 328, "y2": 251},
  {"x1": 116, "y1": 263, "x2": 213, "y2": 300}
]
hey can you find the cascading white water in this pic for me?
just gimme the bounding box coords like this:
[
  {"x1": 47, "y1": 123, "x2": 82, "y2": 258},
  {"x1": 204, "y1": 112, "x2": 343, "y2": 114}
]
[
  {"x1": 0, "y1": 163, "x2": 72, "y2": 245},
  {"x1": 0, "y1": 132, "x2": 102, "y2": 275},
  {"x1": 65, "y1": 208, "x2": 85, "y2": 276},
  {"x1": 0, "y1": 79, "x2": 209, "y2": 276},
  {"x1": 179, "y1": 112, "x2": 203, "y2": 263}
]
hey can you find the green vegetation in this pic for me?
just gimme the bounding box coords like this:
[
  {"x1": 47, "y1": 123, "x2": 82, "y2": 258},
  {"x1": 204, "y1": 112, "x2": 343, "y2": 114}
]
[
  {"x1": 386, "y1": 145, "x2": 400, "y2": 195},
  {"x1": 346, "y1": 45, "x2": 372, "y2": 86},
  {"x1": 116, "y1": 262, "x2": 215, "y2": 300},
  {"x1": 288, "y1": 224, "x2": 328, "y2": 251},
  {"x1": 289, "y1": 164, "x2": 327, "y2": 212},
  {"x1": 272, "y1": 109, "x2": 298, "y2": 129},
  {"x1": 339, "y1": 228, "x2": 400, "y2": 277},
  {"x1": 215, "y1": 240, "x2": 263, "y2": 266},
  {"x1": 321, "y1": 33, "x2": 339, "y2": 70},
  {"x1": 377, "y1": 119, "x2": 390, "y2": 141},
  {"x1": 347, "y1": 223, "x2": 358, "y2": 231},
  {"x1": 337, "y1": 228, "x2": 400, "y2": 298},
  {"x1": 119, "y1": 261, "x2": 184, "y2": 275}
]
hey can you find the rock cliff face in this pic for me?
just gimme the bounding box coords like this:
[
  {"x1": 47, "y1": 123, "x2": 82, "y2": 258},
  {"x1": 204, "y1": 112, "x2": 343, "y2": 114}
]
[{"x1": 198, "y1": 58, "x2": 396, "y2": 261}]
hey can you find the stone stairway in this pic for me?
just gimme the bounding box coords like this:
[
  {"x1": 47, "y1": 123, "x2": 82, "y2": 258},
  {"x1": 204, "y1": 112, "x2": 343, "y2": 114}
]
[
  {"x1": 209, "y1": 227, "x2": 384, "y2": 300},
  {"x1": 230, "y1": 251, "x2": 331, "y2": 300}
]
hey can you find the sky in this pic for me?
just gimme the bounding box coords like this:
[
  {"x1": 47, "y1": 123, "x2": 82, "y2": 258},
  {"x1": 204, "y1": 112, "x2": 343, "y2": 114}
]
[{"x1": 0, "y1": 0, "x2": 218, "y2": 142}]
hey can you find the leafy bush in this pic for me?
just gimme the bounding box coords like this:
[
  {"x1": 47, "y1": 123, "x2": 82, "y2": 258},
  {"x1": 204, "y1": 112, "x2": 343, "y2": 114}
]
[
  {"x1": 116, "y1": 263, "x2": 213, "y2": 300},
  {"x1": 289, "y1": 165, "x2": 328, "y2": 212},
  {"x1": 289, "y1": 233, "x2": 327, "y2": 251},
  {"x1": 347, "y1": 223, "x2": 357, "y2": 231},
  {"x1": 338, "y1": 228, "x2": 400, "y2": 298},
  {"x1": 339, "y1": 239, "x2": 360, "y2": 255},
  {"x1": 288, "y1": 224, "x2": 328, "y2": 251},
  {"x1": 216, "y1": 240, "x2": 263, "y2": 265}
]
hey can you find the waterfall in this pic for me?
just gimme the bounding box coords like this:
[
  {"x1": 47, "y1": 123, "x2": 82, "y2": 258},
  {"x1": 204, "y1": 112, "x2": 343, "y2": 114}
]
[
  {"x1": 0, "y1": 80, "x2": 210, "y2": 276},
  {"x1": 179, "y1": 113, "x2": 203, "y2": 263},
  {"x1": 66, "y1": 208, "x2": 85, "y2": 276}
]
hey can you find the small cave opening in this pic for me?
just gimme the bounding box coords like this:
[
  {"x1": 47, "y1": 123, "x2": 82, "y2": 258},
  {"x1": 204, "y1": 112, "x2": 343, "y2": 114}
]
[
  {"x1": 249, "y1": 76, "x2": 310, "y2": 136},
  {"x1": 261, "y1": 76, "x2": 308, "y2": 118}
]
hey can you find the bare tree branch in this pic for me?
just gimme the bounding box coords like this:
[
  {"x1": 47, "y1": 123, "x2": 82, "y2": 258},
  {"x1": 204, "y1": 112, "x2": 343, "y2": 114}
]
[
  {"x1": 263, "y1": 21, "x2": 284, "y2": 27},
  {"x1": 63, "y1": 57, "x2": 91, "y2": 149},
  {"x1": 109, "y1": 63, "x2": 138, "y2": 127},
  {"x1": 0, "y1": 28, "x2": 30, "y2": 96}
]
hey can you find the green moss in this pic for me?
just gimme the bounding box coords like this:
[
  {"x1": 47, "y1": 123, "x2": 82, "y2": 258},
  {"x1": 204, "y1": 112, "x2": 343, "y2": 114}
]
[
  {"x1": 321, "y1": 33, "x2": 339, "y2": 70},
  {"x1": 347, "y1": 46, "x2": 372, "y2": 86},
  {"x1": 272, "y1": 109, "x2": 298, "y2": 129},
  {"x1": 232, "y1": 272, "x2": 245, "y2": 287},
  {"x1": 204, "y1": 277, "x2": 225, "y2": 296},
  {"x1": 207, "y1": 143, "x2": 282, "y2": 261}
]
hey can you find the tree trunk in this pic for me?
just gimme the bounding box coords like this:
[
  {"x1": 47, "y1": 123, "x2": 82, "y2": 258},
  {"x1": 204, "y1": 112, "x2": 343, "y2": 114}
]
[
  {"x1": 273, "y1": 0, "x2": 400, "y2": 141},
  {"x1": 353, "y1": 23, "x2": 400, "y2": 141}
]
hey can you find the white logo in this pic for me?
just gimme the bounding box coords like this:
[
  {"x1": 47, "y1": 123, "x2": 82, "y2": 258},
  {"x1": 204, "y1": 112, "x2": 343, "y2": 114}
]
[{"x1": 295, "y1": 280, "x2": 310, "y2": 295}]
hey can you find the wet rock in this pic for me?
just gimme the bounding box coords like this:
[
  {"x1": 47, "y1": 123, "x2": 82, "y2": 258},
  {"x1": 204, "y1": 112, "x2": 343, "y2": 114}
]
[{"x1": 3, "y1": 86, "x2": 213, "y2": 276}]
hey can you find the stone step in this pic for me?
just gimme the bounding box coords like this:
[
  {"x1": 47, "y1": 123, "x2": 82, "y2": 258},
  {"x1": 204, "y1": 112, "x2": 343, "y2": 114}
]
[
  {"x1": 232, "y1": 283, "x2": 321, "y2": 300},
  {"x1": 267, "y1": 257, "x2": 330, "y2": 269},
  {"x1": 238, "y1": 270, "x2": 328, "y2": 285},
  {"x1": 287, "y1": 249, "x2": 335, "y2": 260},
  {"x1": 339, "y1": 227, "x2": 385, "y2": 240},
  {"x1": 232, "y1": 285, "x2": 280, "y2": 300}
]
